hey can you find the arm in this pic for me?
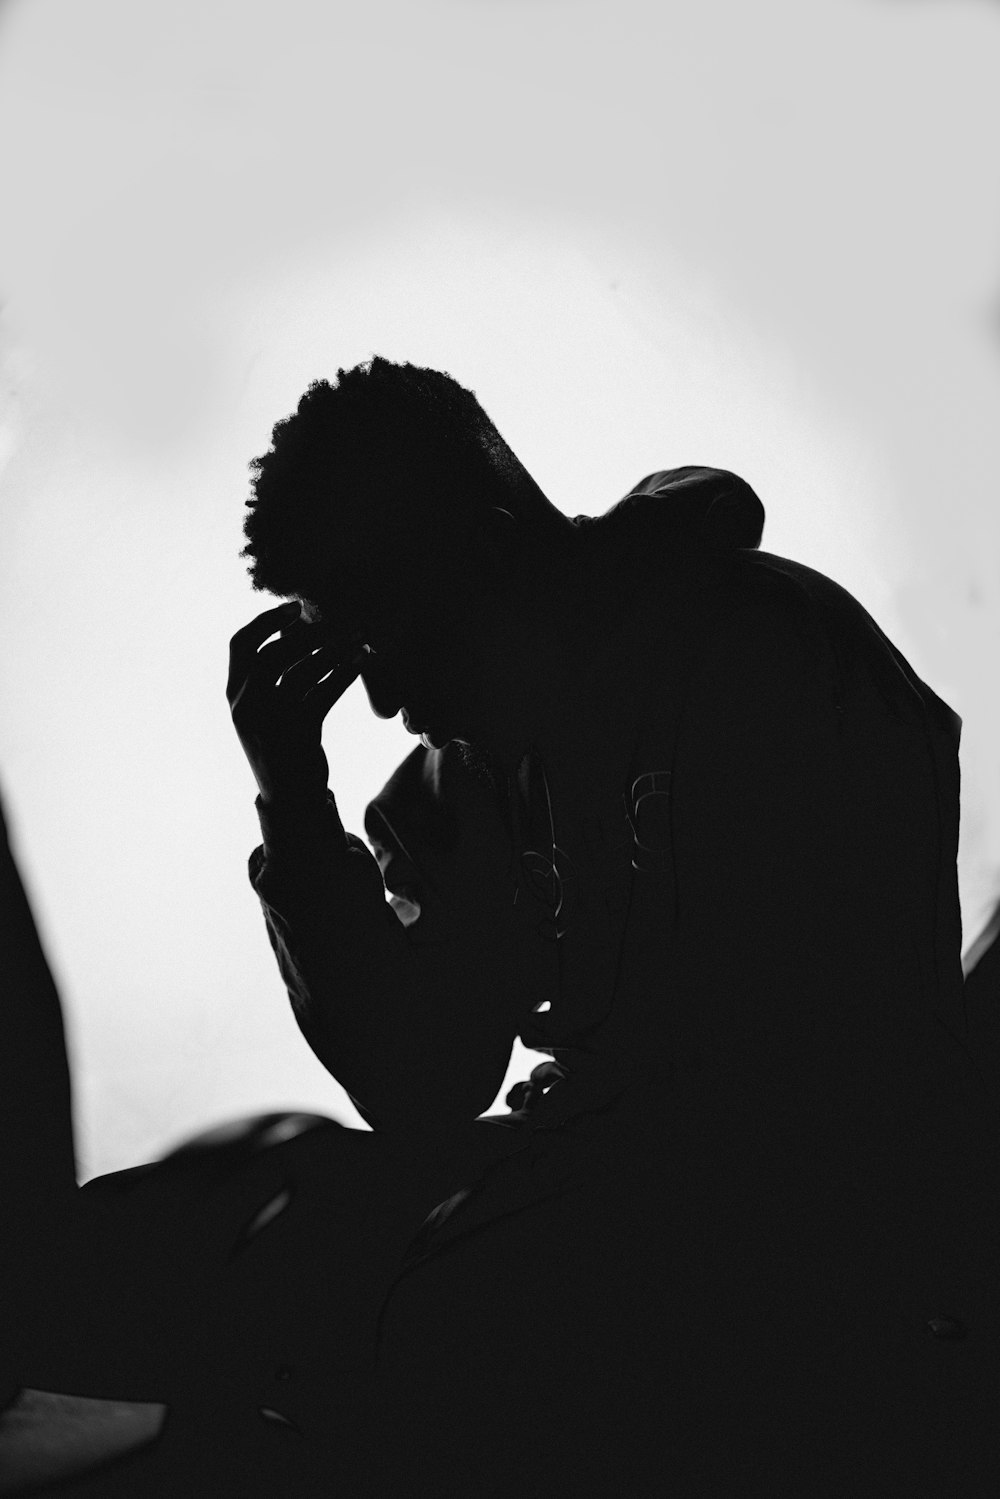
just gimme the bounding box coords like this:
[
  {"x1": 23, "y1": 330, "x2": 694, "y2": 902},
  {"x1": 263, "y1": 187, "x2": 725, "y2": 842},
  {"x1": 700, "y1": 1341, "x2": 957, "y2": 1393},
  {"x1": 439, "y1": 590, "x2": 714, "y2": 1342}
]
[
  {"x1": 248, "y1": 748, "x2": 549, "y2": 1133},
  {"x1": 229, "y1": 607, "x2": 546, "y2": 1132}
]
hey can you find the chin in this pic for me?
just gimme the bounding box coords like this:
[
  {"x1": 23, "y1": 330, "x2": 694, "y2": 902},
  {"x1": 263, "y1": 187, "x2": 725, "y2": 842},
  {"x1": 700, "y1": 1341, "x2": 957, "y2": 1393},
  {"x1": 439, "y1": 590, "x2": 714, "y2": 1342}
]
[{"x1": 420, "y1": 729, "x2": 449, "y2": 750}]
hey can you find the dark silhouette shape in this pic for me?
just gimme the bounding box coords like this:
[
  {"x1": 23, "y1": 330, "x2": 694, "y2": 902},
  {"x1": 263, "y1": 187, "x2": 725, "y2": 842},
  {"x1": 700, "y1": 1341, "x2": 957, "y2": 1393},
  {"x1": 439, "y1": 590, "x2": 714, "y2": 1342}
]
[{"x1": 2, "y1": 363, "x2": 998, "y2": 1493}]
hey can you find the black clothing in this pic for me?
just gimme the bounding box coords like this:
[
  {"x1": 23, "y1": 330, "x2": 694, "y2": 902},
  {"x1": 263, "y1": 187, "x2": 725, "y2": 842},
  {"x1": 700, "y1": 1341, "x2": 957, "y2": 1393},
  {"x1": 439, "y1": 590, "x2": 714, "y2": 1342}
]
[
  {"x1": 2, "y1": 469, "x2": 997, "y2": 1494},
  {"x1": 240, "y1": 470, "x2": 999, "y2": 1492}
]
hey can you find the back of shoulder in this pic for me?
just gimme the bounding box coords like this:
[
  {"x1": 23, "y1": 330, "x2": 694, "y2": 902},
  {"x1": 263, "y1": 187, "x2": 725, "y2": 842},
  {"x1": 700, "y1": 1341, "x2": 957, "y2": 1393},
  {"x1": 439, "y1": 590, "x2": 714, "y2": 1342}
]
[{"x1": 729, "y1": 550, "x2": 946, "y2": 733}]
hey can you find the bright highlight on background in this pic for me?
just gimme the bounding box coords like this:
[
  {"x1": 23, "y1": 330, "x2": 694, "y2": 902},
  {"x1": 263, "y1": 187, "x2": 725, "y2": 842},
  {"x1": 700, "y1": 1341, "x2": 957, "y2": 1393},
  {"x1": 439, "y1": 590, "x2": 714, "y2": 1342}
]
[{"x1": 0, "y1": 0, "x2": 998, "y2": 1180}]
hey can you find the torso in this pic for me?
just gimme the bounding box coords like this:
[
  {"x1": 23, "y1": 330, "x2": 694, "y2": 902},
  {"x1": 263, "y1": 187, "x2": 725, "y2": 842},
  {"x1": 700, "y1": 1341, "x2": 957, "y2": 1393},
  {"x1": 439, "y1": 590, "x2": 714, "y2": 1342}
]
[{"x1": 500, "y1": 520, "x2": 653, "y2": 1052}]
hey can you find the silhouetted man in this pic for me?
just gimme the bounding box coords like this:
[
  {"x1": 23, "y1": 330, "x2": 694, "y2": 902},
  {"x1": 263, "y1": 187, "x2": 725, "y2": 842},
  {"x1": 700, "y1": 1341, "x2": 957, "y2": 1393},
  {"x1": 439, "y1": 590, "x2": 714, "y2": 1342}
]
[
  {"x1": 2, "y1": 357, "x2": 997, "y2": 1495},
  {"x1": 223, "y1": 359, "x2": 998, "y2": 1493}
]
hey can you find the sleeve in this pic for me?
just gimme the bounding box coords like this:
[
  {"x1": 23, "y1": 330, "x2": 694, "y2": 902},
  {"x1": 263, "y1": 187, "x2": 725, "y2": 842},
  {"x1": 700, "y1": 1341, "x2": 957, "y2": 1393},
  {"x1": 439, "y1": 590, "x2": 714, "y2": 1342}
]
[{"x1": 247, "y1": 749, "x2": 552, "y2": 1132}]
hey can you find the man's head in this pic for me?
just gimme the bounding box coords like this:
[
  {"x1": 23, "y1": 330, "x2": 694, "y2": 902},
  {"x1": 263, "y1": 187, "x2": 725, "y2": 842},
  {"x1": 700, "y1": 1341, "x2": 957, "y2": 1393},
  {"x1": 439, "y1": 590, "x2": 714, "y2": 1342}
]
[{"x1": 240, "y1": 357, "x2": 581, "y2": 777}]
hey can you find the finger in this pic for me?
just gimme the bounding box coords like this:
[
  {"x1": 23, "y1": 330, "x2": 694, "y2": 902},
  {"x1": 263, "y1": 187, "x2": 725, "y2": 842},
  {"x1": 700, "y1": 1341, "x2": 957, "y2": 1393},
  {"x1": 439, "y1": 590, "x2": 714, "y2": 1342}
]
[
  {"x1": 274, "y1": 632, "x2": 365, "y2": 695},
  {"x1": 231, "y1": 601, "x2": 302, "y2": 652},
  {"x1": 272, "y1": 616, "x2": 358, "y2": 658},
  {"x1": 276, "y1": 639, "x2": 341, "y2": 690},
  {"x1": 250, "y1": 623, "x2": 348, "y2": 684},
  {"x1": 300, "y1": 649, "x2": 368, "y2": 719},
  {"x1": 227, "y1": 602, "x2": 301, "y2": 696}
]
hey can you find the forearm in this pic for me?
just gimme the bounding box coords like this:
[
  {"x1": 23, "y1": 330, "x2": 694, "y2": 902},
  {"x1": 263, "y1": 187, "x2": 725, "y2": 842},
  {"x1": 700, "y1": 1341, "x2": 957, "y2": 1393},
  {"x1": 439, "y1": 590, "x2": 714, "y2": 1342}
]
[
  {"x1": 251, "y1": 790, "x2": 402, "y2": 1114},
  {"x1": 249, "y1": 792, "x2": 523, "y2": 1130},
  {"x1": 252, "y1": 787, "x2": 352, "y2": 886}
]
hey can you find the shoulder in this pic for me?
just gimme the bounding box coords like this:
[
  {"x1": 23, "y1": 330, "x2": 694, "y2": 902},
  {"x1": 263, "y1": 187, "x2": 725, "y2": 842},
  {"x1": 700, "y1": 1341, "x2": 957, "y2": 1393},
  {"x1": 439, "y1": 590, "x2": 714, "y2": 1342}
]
[
  {"x1": 672, "y1": 556, "x2": 838, "y2": 750},
  {"x1": 730, "y1": 552, "x2": 956, "y2": 736},
  {"x1": 720, "y1": 552, "x2": 845, "y2": 688}
]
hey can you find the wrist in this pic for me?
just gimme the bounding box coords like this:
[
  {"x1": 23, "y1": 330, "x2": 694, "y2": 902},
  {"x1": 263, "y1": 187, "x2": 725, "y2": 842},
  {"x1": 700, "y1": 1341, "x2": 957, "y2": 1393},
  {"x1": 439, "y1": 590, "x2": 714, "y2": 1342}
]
[
  {"x1": 257, "y1": 788, "x2": 329, "y2": 815},
  {"x1": 255, "y1": 787, "x2": 351, "y2": 867},
  {"x1": 255, "y1": 775, "x2": 329, "y2": 808}
]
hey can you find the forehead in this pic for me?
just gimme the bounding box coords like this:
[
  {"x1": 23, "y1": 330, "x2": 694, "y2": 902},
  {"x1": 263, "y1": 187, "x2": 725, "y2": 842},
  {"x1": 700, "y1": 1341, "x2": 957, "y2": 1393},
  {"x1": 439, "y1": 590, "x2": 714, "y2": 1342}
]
[
  {"x1": 296, "y1": 523, "x2": 479, "y2": 648},
  {"x1": 296, "y1": 589, "x2": 415, "y2": 653}
]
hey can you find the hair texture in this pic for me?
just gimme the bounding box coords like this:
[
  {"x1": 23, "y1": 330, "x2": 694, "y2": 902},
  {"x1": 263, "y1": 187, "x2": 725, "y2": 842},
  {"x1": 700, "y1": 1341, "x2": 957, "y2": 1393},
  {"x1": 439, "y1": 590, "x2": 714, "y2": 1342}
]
[{"x1": 240, "y1": 357, "x2": 538, "y2": 609}]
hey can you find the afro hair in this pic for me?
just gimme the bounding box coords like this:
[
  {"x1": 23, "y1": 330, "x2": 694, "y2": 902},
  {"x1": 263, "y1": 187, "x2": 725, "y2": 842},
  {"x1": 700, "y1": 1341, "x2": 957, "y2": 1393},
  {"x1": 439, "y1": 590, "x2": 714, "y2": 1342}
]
[{"x1": 240, "y1": 357, "x2": 537, "y2": 613}]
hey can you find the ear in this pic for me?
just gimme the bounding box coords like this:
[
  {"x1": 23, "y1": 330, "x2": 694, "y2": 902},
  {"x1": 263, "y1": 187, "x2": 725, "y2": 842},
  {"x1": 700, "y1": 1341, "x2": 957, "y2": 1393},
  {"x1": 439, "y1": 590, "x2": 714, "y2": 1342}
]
[
  {"x1": 453, "y1": 505, "x2": 524, "y2": 593},
  {"x1": 477, "y1": 506, "x2": 522, "y2": 576},
  {"x1": 485, "y1": 505, "x2": 519, "y2": 546}
]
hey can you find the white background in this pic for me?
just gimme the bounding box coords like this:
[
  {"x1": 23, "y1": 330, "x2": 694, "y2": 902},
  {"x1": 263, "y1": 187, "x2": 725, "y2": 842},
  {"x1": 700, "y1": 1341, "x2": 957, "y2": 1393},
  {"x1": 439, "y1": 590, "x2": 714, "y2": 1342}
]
[{"x1": 0, "y1": 0, "x2": 997, "y2": 1181}]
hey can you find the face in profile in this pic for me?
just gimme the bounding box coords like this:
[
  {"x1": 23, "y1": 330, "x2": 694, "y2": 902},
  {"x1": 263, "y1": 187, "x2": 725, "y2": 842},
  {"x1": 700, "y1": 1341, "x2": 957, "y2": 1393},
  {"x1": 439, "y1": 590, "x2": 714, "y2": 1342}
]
[
  {"x1": 298, "y1": 546, "x2": 486, "y2": 755},
  {"x1": 298, "y1": 503, "x2": 560, "y2": 785}
]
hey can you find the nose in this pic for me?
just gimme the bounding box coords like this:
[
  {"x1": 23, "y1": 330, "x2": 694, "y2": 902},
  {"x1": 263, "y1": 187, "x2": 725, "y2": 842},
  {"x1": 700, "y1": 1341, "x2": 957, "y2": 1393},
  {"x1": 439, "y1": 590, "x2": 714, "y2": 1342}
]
[{"x1": 359, "y1": 657, "x2": 404, "y2": 720}]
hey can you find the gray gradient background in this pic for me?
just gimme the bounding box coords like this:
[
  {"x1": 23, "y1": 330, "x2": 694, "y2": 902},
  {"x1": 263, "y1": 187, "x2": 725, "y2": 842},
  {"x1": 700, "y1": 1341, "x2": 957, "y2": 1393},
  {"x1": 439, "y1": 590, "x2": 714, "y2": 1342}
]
[{"x1": 0, "y1": 0, "x2": 997, "y2": 1179}]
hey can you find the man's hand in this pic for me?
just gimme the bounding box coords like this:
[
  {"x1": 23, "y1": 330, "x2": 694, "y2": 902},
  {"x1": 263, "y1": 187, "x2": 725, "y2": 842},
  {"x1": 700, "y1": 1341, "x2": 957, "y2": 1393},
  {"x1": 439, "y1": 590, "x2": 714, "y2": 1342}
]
[{"x1": 227, "y1": 602, "x2": 367, "y2": 807}]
